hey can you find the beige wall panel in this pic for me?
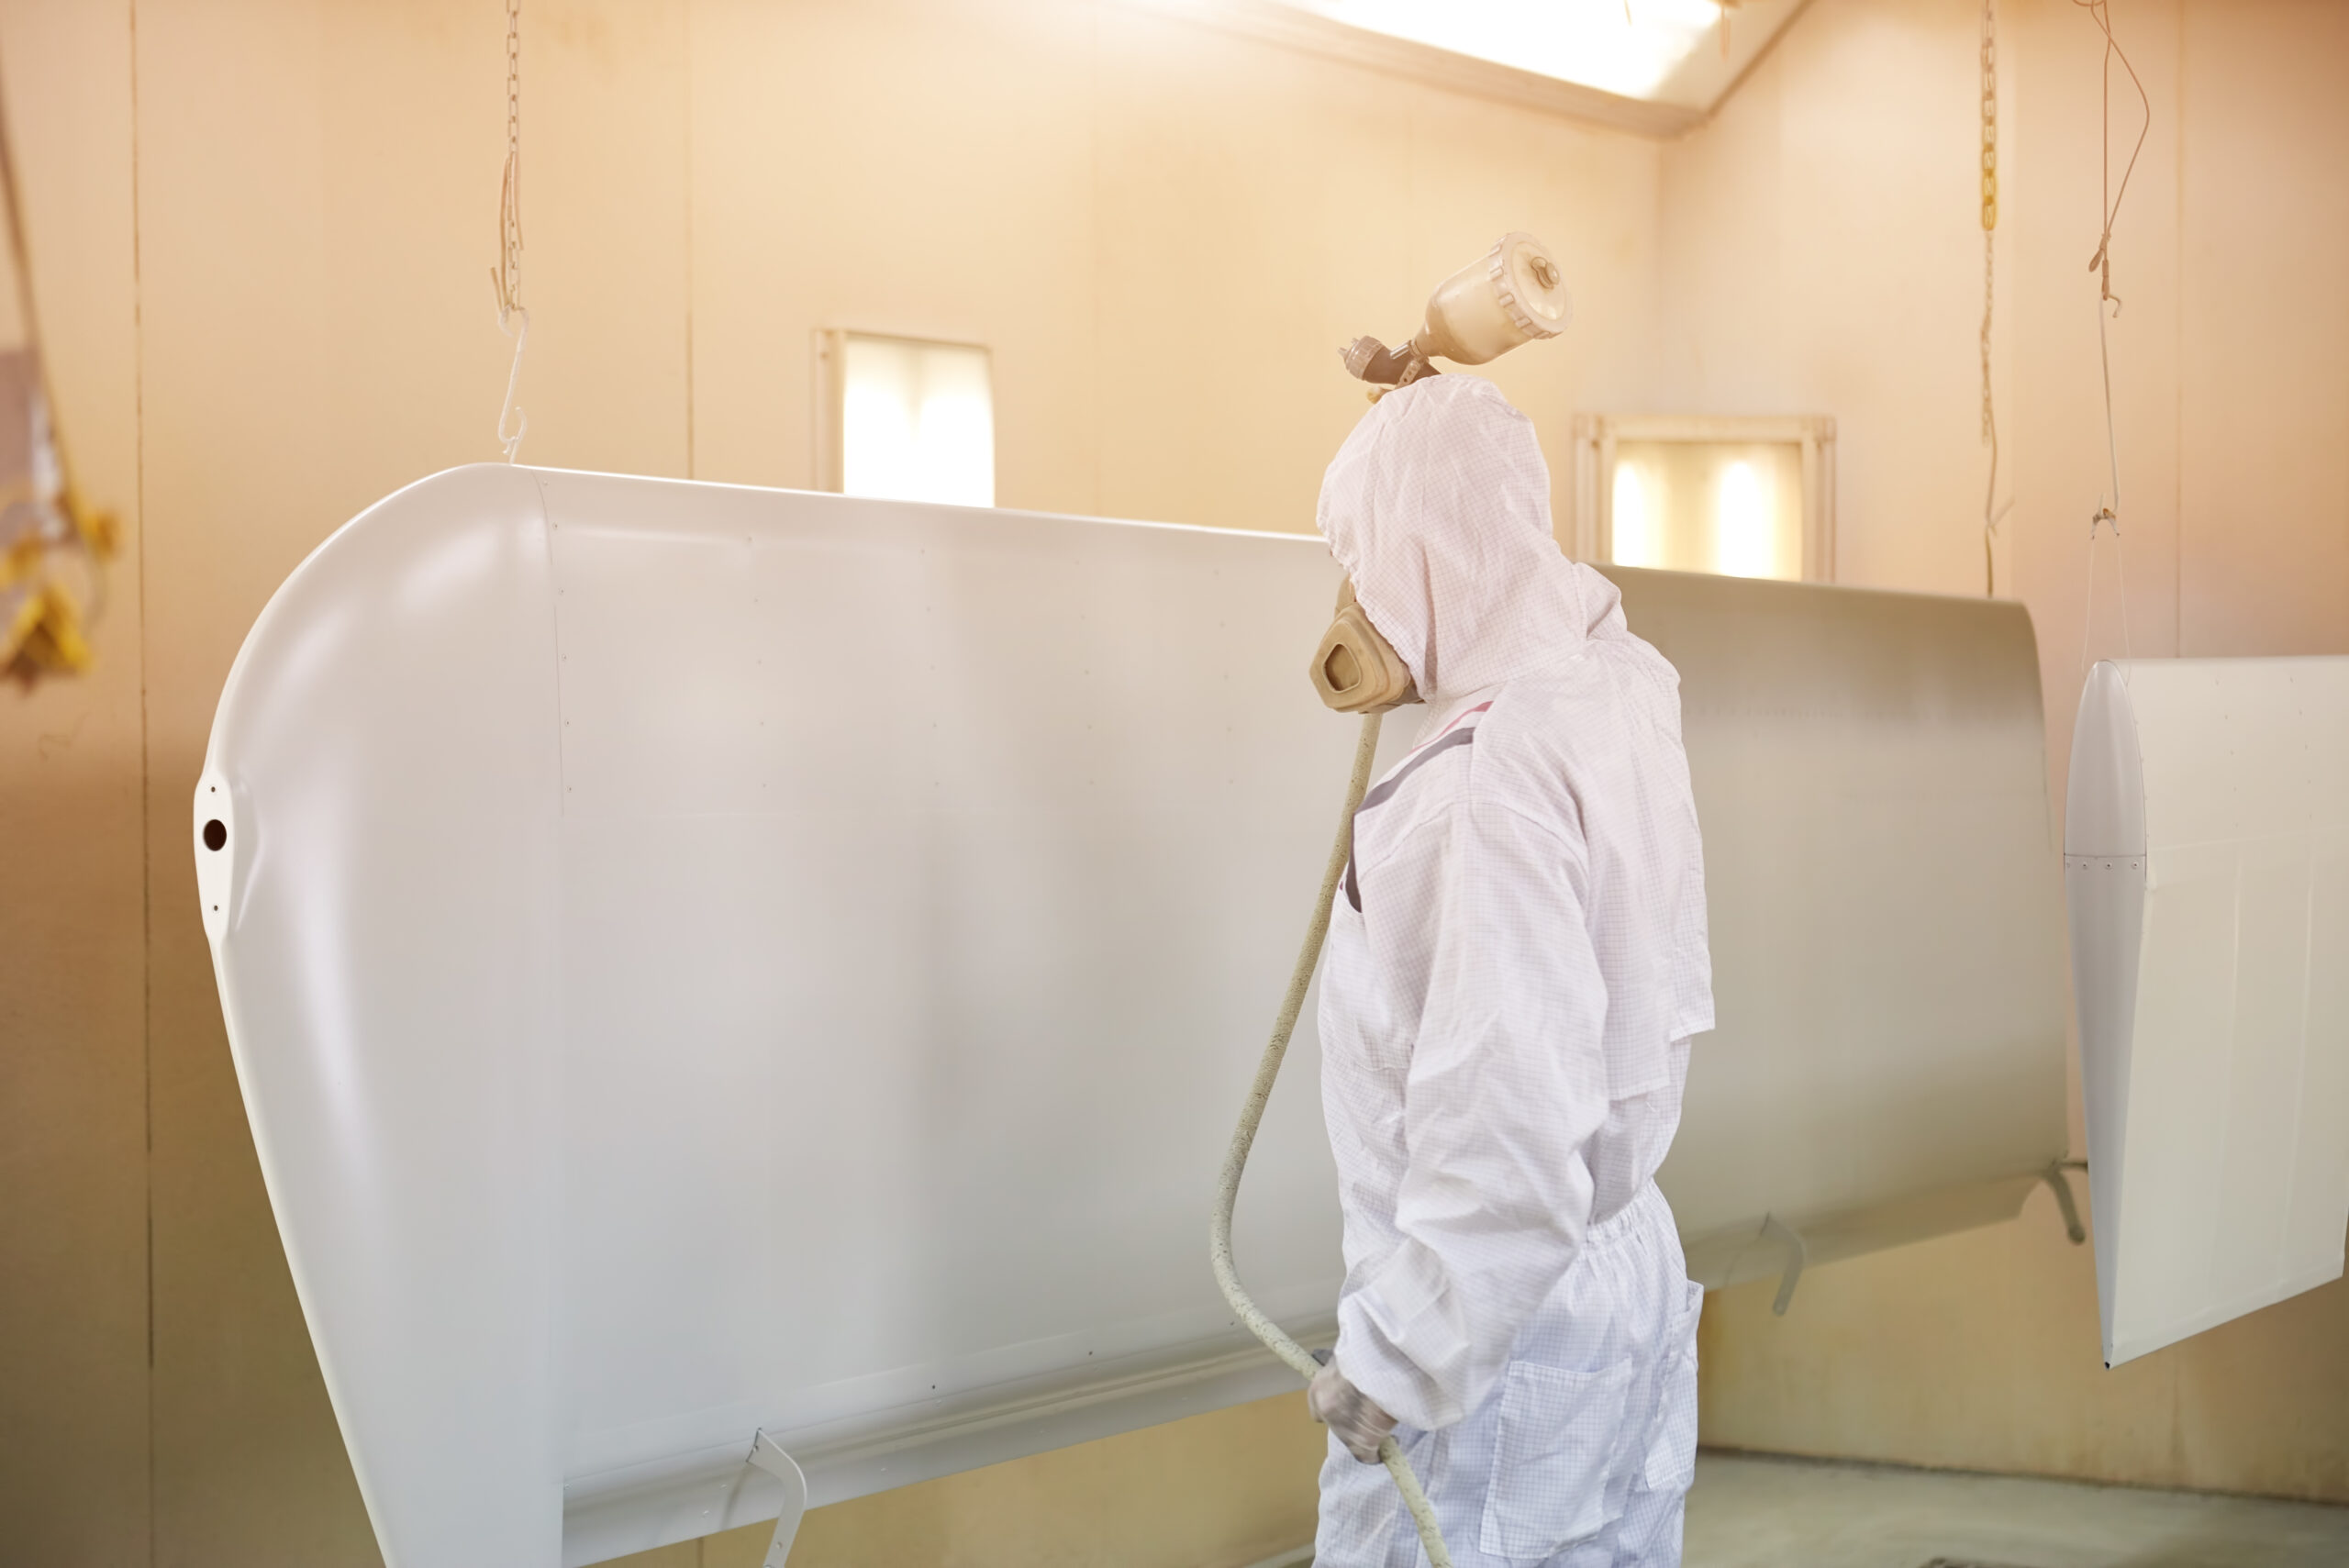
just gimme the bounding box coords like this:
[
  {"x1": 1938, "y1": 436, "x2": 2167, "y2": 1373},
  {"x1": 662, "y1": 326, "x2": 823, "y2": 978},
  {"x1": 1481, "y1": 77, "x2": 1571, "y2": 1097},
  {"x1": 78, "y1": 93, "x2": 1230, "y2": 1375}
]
[
  {"x1": 1661, "y1": 0, "x2": 2019, "y2": 595},
  {"x1": 1652, "y1": 40, "x2": 1783, "y2": 421},
  {"x1": 1092, "y1": 6, "x2": 1414, "y2": 537},
  {"x1": 0, "y1": 4, "x2": 148, "y2": 1563},
  {"x1": 1095, "y1": 6, "x2": 1659, "y2": 540},
  {"x1": 1776, "y1": 0, "x2": 2021, "y2": 595},
  {"x1": 2169, "y1": 1269, "x2": 2349, "y2": 1498},
  {"x1": 2176, "y1": 0, "x2": 2349, "y2": 658},
  {"x1": 134, "y1": 0, "x2": 511, "y2": 757},
  {"x1": 1701, "y1": 1190, "x2": 2349, "y2": 1500},
  {"x1": 687, "y1": 0, "x2": 1098, "y2": 506},
  {"x1": 1699, "y1": 1187, "x2": 2154, "y2": 1479},
  {"x1": 1681, "y1": 0, "x2": 2349, "y2": 1501},
  {"x1": 524, "y1": 0, "x2": 688, "y2": 479}
]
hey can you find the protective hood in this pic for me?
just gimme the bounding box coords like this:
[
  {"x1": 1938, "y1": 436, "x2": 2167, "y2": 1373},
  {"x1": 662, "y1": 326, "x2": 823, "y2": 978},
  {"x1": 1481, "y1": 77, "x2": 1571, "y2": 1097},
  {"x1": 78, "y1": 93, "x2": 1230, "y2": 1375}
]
[{"x1": 1315, "y1": 375, "x2": 1621, "y2": 702}]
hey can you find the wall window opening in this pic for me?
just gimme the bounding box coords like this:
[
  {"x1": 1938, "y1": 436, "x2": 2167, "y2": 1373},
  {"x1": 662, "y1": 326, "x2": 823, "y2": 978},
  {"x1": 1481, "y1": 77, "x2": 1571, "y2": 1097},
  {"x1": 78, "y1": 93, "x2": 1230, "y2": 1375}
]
[
  {"x1": 1572, "y1": 416, "x2": 1835, "y2": 582},
  {"x1": 818, "y1": 331, "x2": 994, "y2": 507}
]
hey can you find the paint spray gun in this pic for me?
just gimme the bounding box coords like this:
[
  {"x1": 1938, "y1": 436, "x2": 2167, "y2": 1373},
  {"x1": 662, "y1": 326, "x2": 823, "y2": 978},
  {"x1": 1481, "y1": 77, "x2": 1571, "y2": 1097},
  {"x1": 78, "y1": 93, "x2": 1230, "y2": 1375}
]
[{"x1": 1338, "y1": 230, "x2": 1573, "y2": 395}]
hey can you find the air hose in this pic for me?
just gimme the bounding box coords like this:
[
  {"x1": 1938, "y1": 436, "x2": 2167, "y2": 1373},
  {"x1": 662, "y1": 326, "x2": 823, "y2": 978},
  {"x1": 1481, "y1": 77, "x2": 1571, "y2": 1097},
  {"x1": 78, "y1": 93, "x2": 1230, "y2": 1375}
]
[{"x1": 1209, "y1": 712, "x2": 1455, "y2": 1568}]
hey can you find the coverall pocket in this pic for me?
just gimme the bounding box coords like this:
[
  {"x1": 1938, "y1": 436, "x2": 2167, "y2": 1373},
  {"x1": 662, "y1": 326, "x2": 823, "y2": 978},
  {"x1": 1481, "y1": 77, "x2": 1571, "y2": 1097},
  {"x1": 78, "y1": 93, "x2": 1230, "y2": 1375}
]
[
  {"x1": 1478, "y1": 1357, "x2": 1637, "y2": 1559},
  {"x1": 1642, "y1": 1278, "x2": 1704, "y2": 1492}
]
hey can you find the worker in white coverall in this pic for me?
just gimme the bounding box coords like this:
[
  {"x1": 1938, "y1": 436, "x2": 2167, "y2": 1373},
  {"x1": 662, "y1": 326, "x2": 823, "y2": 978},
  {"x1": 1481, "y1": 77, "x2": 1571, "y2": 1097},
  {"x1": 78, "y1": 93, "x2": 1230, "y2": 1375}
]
[{"x1": 1306, "y1": 374, "x2": 1713, "y2": 1568}]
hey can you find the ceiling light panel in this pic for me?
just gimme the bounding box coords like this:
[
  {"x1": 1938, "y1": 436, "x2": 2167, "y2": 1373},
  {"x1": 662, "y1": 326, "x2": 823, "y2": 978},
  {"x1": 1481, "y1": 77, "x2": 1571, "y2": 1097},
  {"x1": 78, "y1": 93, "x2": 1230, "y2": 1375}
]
[{"x1": 1272, "y1": 0, "x2": 1806, "y2": 111}]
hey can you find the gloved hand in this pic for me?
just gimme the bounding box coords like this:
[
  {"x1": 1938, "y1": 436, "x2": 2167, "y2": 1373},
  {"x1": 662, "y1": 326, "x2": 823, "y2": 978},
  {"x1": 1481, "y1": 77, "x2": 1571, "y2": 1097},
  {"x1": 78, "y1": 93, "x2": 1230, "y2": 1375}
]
[{"x1": 1308, "y1": 1354, "x2": 1397, "y2": 1463}]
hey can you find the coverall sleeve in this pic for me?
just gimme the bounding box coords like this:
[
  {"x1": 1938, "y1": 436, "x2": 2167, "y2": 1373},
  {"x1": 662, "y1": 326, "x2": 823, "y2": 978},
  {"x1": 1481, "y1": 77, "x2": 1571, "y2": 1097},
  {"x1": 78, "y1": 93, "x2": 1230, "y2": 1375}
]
[{"x1": 1333, "y1": 793, "x2": 1608, "y2": 1432}]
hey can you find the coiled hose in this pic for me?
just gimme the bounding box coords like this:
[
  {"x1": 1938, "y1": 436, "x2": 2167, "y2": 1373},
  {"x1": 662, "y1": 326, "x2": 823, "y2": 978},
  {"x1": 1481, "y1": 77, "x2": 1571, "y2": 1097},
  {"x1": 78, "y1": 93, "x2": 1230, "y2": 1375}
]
[{"x1": 1209, "y1": 711, "x2": 1454, "y2": 1567}]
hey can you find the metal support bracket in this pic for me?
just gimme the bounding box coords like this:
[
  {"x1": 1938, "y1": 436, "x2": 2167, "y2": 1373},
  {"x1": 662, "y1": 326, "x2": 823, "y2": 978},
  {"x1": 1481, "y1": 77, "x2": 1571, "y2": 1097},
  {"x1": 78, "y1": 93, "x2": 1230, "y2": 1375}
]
[
  {"x1": 1759, "y1": 1214, "x2": 1806, "y2": 1317},
  {"x1": 747, "y1": 1430, "x2": 808, "y2": 1568},
  {"x1": 2042, "y1": 1158, "x2": 2088, "y2": 1245}
]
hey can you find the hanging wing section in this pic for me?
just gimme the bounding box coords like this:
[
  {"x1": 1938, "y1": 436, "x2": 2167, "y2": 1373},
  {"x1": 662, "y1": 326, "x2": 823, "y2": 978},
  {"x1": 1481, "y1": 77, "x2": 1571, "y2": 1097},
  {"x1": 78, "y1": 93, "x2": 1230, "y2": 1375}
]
[
  {"x1": 196, "y1": 467, "x2": 1369, "y2": 1568},
  {"x1": 1613, "y1": 568, "x2": 2073, "y2": 1297},
  {"x1": 2066, "y1": 657, "x2": 2349, "y2": 1366}
]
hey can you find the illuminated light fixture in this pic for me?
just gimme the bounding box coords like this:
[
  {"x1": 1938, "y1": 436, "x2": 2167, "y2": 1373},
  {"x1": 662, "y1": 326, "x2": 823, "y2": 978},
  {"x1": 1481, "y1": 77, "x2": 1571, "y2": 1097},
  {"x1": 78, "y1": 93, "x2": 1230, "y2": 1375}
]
[
  {"x1": 817, "y1": 331, "x2": 996, "y2": 507},
  {"x1": 1302, "y1": 0, "x2": 1718, "y2": 98},
  {"x1": 1611, "y1": 462, "x2": 1655, "y2": 569},
  {"x1": 1571, "y1": 414, "x2": 1837, "y2": 582},
  {"x1": 1716, "y1": 459, "x2": 1774, "y2": 578},
  {"x1": 1252, "y1": 0, "x2": 1809, "y2": 126}
]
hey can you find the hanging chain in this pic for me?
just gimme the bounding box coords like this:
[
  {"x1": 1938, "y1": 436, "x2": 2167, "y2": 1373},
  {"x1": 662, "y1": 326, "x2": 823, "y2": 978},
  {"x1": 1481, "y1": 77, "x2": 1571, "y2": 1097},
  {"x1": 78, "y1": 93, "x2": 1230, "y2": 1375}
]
[
  {"x1": 494, "y1": 0, "x2": 521, "y2": 317},
  {"x1": 1979, "y1": 0, "x2": 1997, "y2": 443},
  {"x1": 490, "y1": 0, "x2": 529, "y2": 462},
  {"x1": 1978, "y1": 0, "x2": 2004, "y2": 595}
]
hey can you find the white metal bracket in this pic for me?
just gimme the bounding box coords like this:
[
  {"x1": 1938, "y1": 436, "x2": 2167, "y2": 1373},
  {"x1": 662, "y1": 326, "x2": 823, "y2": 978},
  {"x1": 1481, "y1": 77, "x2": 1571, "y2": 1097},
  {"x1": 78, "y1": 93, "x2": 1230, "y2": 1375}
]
[
  {"x1": 2041, "y1": 1158, "x2": 2088, "y2": 1245},
  {"x1": 1759, "y1": 1213, "x2": 1806, "y2": 1317},
  {"x1": 746, "y1": 1430, "x2": 808, "y2": 1568}
]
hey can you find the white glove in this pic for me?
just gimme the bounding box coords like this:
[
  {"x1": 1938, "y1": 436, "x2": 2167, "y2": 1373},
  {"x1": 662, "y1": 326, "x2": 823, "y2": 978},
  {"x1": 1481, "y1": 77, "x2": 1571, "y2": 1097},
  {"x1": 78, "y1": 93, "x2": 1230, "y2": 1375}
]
[{"x1": 1308, "y1": 1354, "x2": 1397, "y2": 1463}]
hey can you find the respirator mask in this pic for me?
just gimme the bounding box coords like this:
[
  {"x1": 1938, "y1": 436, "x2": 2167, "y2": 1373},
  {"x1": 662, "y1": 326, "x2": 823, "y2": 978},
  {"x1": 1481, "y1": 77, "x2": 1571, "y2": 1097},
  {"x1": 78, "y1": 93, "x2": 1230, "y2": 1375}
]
[
  {"x1": 1308, "y1": 579, "x2": 1419, "y2": 714},
  {"x1": 1309, "y1": 231, "x2": 1571, "y2": 713}
]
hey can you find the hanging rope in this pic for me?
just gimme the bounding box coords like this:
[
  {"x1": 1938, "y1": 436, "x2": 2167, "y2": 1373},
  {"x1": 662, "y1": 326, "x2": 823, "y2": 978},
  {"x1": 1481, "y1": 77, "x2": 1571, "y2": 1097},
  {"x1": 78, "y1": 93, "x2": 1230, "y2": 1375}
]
[
  {"x1": 489, "y1": 0, "x2": 529, "y2": 463},
  {"x1": 0, "y1": 33, "x2": 116, "y2": 683},
  {"x1": 1978, "y1": 0, "x2": 2012, "y2": 596},
  {"x1": 2076, "y1": 0, "x2": 2150, "y2": 320},
  {"x1": 2073, "y1": 1, "x2": 2149, "y2": 674}
]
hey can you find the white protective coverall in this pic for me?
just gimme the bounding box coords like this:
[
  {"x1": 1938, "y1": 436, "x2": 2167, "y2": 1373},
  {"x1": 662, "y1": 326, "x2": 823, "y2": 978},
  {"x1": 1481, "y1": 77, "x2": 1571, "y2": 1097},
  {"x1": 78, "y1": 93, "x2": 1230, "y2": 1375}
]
[{"x1": 1312, "y1": 375, "x2": 1713, "y2": 1567}]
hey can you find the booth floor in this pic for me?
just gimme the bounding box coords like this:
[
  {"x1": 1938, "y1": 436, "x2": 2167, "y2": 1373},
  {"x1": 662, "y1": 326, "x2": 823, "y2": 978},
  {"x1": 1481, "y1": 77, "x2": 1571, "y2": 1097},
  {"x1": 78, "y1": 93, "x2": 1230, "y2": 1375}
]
[{"x1": 1680, "y1": 1451, "x2": 2349, "y2": 1568}]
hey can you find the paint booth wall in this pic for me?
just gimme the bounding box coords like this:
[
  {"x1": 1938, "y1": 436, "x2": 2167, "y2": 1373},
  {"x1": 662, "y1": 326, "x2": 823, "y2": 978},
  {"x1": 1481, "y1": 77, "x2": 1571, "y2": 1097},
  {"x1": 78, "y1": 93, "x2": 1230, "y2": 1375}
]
[
  {"x1": 1661, "y1": 0, "x2": 2349, "y2": 1502},
  {"x1": 0, "y1": 6, "x2": 2343, "y2": 1568},
  {"x1": 1, "y1": 4, "x2": 1664, "y2": 1565}
]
